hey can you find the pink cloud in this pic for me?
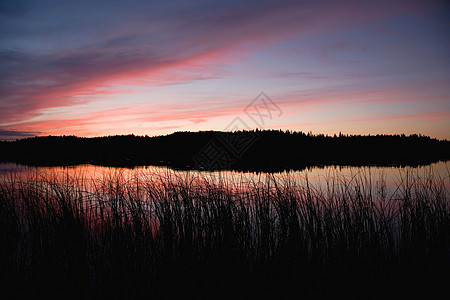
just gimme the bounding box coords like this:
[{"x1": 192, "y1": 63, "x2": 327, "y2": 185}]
[{"x1": 0, "y1": 0, "x2": 445, "y2": 138}]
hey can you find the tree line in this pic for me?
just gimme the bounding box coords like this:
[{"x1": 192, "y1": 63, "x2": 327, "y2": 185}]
[{"x1": 0, "y1": 130, "x2": 448, "y2": 171}]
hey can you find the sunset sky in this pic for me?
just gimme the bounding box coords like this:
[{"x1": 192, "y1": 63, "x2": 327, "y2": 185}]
[{"x1": 1, "y1": 0, "x2": 449, "y2": 140}]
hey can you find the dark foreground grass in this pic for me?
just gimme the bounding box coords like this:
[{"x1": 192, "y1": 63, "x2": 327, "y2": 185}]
[{"x1": 0, "y1": 168, "x2": 449, "y2": 299}]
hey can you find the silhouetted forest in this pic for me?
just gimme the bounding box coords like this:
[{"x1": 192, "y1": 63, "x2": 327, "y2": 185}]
[{"x1": 0, "y1": 130, "x2": 449, "y2": 170}]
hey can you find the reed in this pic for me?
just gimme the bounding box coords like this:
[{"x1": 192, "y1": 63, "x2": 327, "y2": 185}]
[{"x1": 0, "y1": 167, "x2": 448, "y2": 298}]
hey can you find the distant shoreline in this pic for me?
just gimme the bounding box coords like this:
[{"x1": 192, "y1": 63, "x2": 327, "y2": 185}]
[{"x1": 1, "y1": 130, "x2": 449, "y2": 172}]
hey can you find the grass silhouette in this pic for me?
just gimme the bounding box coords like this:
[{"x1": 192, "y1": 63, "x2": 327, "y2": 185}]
[{"x1": 0, "y1": 167, "x2": 449, "y2": 298}]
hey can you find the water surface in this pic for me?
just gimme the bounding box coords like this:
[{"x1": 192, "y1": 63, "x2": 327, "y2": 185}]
[{"x1": 1, "y1": 161, "x2": 448, "y2": 198}]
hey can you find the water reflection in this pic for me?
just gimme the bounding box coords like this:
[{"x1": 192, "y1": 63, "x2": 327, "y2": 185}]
[{"x1": 1, "y1": 161, "x2": 449, "y2": 195}]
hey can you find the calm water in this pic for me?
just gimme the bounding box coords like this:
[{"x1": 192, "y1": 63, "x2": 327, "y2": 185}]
[{"x1": 1, "y1": 161, "x2": 449, "y2": 197}]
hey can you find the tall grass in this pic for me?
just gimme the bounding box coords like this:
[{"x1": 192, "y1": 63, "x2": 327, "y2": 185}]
[{"x1": 0, "y1": 167, "x2": 449, "y2": 298}]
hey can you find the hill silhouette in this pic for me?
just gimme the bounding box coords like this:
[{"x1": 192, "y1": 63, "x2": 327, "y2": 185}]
[{"x1": 0, "y1": 130, "x2": 449, "y2": 171}]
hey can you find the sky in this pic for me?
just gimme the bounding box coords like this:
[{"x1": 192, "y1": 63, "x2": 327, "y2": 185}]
[{"x1": 1, "y1": 0, "x2": 449, "y2": 140}]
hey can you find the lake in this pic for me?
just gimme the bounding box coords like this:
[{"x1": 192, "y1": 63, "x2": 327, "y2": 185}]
[{"x1": 1, "y1": 161, "x2": 449, "y2": 196}]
